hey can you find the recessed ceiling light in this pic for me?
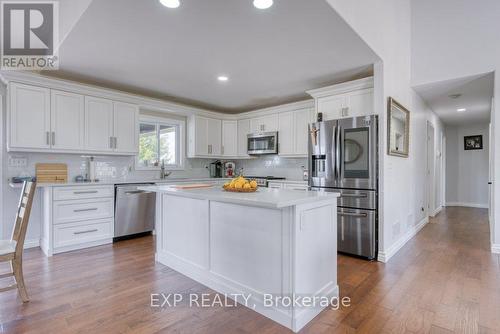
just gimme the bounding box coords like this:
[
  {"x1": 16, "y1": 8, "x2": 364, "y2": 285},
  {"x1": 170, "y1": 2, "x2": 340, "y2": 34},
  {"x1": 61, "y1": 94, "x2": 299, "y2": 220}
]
[
  {"x1": 159, "y1": 0, "x2": 180, "y2": 9},
  {"x1": 217, "y1": 75, "x2": 229, "y2": 82},
  {"x1": 457, "y1": 108, "x2": 466, "y2": 112},
  {"x1": 253, "y1": 0, "x2": 273, "y2": 9},
  {"x1": 448, "y1": 93, "x2": 462, "y2": 99}
]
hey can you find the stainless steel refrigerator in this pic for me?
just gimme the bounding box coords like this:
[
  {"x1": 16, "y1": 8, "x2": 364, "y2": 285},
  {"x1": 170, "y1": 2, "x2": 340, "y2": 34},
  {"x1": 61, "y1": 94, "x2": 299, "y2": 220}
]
[{"x1": 308, "y1": 115, "x2": 378, "y2": 260}]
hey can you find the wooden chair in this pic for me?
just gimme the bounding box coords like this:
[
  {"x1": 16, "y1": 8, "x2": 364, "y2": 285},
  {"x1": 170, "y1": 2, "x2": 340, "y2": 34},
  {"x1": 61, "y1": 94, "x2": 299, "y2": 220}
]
[{"x1": 0, "y1": 180, "x2": 36, "y2": 302}]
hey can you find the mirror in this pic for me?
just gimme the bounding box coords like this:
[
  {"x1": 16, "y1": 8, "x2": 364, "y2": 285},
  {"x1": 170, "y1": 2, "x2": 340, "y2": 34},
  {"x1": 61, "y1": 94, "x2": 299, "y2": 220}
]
[{"x1": 387, "y1": 97, "x2": 410, "y2": 157}]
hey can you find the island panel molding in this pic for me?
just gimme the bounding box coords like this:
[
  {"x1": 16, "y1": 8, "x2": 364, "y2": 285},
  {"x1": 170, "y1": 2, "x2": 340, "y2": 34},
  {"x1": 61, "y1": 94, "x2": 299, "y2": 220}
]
[{"x1": 147, "y1": 185, "x2": 339, "y2": 332}]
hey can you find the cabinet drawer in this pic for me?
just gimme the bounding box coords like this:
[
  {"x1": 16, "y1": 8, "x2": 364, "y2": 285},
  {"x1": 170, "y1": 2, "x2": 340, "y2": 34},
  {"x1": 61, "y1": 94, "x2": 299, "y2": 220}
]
[
  {"x1": 54, "y1": 219, "x2": 113, "y2": 249},
  {"x1": 53, "y1": 198, "x2": 114, "y2": 224},
  {"x1": 53, "y1": 186, "x2": 114, "y2": 201}
]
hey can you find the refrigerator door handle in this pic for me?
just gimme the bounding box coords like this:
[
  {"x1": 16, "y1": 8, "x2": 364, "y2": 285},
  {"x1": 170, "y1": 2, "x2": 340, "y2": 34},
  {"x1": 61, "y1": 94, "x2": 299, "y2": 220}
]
[{"x1": 336, "y1": 126, "x2": 341, "y2": 181}]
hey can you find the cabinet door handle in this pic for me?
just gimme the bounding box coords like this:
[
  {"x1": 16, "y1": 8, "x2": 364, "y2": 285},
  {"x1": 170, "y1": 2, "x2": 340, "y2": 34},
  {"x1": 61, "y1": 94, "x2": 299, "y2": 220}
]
[
  {"x1": 113, "y1": 137, "x2": 117, "y2": 149},
  {"x1": 73, "y1": 208, "x2": 98, "y2": 212},
  {"x1": 73, "y1": 190, "x2": 98, "y2": 194},
  {"x1": 46, "y1": 131, "x2": 50, "y2": 145},
  {"x1": 52, "y1": 132, "x2": 55, "y2": 146},
  {"x1": 110, "y1": 137, "x2": 113, "y2": 149},
  {"x1": 74, "y1": 229, "x2": 98, "y2": 235}
]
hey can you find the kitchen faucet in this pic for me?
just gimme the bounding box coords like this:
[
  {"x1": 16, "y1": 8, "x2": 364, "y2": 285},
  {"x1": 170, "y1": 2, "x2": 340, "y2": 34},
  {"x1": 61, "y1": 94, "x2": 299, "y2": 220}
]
[{"x1": 160, "y1": 160, "x2": 172, "y2": 179}]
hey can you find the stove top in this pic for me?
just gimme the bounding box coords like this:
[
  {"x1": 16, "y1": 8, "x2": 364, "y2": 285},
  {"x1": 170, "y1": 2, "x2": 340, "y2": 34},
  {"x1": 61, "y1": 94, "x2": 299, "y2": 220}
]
[
  {"x1": 246, "y1": 176, "x2": 286, "y2": 180},
  {"x1": 245, "y1": 176, "x2": 286, "y2": 187}
]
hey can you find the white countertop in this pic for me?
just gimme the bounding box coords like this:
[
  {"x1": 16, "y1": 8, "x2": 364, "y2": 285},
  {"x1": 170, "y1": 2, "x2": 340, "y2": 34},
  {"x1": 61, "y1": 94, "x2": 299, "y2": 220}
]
[
  {"x1": 139, "y1": 184, "x2": 339, "y2": 209},
  {"x1": 19, "y1": 177, "x2": 231, "y2": 188}
]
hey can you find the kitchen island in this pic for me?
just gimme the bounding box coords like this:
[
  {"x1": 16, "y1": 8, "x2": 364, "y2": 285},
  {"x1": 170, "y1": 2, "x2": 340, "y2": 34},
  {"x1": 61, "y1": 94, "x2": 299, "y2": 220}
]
[{"x1": 141, "y1": 185, "x2": 339, "y2": 332}]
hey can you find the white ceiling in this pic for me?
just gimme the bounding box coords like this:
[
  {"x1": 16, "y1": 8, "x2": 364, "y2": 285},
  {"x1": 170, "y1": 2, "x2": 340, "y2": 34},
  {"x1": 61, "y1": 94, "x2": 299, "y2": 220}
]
[
  {"x1": 413, "y1": 73, "x2": 494, "y2": 126},
  {"x1": 42, "y1": 0, "x2": 378, "y2": 113}
]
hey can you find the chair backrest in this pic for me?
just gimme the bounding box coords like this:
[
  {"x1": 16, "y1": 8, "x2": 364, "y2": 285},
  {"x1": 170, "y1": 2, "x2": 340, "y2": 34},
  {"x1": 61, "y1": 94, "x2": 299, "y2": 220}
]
[{"x1": 11, "y1": 181, "x2": 37, "y2": 256}]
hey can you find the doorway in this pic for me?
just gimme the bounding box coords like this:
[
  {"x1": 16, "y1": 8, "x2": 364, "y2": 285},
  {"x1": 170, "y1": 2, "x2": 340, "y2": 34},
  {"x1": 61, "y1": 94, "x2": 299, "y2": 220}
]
[{"x1": 427, "y1": 121, "x2": 436, "y2": 215}]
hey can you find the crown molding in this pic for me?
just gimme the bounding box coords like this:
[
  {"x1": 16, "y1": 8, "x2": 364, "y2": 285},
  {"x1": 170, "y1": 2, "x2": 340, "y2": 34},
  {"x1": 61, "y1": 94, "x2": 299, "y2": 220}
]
[
  {"x1": 0, "y1": 71, "x2": 227, "y2": 118},
  {"x1": 306, "y1": 77, "x2": 373, "y2": 99},
  {"x1": 237, "y1": 99, "x2": 314, "y2": 119}
]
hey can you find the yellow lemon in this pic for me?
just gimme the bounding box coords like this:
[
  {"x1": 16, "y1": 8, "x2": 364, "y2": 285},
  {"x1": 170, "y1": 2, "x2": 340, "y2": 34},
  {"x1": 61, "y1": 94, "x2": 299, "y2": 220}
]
[
  {"x1": 250, "y1": 180, "x2": 258, "y2": 189},
  {"x1": 223, "y1": 182, "x2": 230, "y2": 188},
  {"x1": 243, "y1": 183, "x2": 251, "y2": 189},
  {"x1": 235, "y1": 181, "x2": 244, "y2": 189}
]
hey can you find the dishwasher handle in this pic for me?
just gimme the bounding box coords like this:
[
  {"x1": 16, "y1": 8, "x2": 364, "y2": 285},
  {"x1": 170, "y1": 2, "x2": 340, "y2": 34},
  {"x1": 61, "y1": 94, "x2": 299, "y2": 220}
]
[{"x1": 124, "y1": 190, "x2": 154, "y2": 195}]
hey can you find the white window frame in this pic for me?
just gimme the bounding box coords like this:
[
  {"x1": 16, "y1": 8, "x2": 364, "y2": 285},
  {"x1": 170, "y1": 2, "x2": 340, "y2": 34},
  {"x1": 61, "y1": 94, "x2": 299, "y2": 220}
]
[{"x1": 136, "y1": 115, "x2": 185, "y2": 171}]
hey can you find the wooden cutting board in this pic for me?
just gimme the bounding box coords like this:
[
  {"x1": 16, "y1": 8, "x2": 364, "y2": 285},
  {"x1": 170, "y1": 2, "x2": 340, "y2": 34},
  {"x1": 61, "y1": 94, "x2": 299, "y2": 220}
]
[
  {"x1": 36, "y1": 163, "x2": 68, "y2": 183},
  {"x1": 173, "y1": 183, "x2": 214, "y2": 189}
]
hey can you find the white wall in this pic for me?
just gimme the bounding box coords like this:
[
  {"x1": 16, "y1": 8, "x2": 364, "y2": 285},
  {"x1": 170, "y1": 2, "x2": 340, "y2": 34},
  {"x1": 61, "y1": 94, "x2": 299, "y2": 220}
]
[
  {"x1": 326, "y1": 0, "x2": 445, "y2": 261},
  {"x1": 411, "y1": 0, "x2": 500, "y2": 250},
  {"x1": 445, "y1": 124, "x2": 490, "y2": 208}
]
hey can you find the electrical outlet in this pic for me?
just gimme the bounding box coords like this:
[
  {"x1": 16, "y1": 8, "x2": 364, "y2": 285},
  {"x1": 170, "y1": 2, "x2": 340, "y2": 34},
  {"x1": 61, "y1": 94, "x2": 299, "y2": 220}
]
[{"x1": 8, "y1": 156, "x2": 27, "y2": 168}]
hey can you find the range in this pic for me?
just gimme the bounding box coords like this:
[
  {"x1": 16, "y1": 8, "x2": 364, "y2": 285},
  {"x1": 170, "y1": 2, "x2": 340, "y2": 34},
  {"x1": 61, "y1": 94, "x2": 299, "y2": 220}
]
[{"x1": 245, "y1": 176, "x2": 286, "y2": 188}]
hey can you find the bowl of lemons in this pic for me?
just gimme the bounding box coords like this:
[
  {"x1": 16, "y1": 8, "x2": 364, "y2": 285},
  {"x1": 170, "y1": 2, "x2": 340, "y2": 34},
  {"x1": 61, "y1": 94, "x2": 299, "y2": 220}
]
[{"x1": 223, "y1": 176, "x2": 258, "y2": 192}]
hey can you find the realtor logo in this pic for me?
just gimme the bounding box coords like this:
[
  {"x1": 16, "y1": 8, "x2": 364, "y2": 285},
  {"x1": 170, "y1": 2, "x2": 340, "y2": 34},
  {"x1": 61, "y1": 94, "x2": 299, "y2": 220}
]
[{"x1": 1, "y1": 1, "x2": 59, "y2": 70}]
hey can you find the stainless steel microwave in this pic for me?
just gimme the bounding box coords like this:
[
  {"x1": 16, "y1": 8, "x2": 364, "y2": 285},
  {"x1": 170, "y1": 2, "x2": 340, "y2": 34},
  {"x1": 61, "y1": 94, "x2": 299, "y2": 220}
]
[{"x1": 247, "y1": 132, "x2": 278, "y2": 155}]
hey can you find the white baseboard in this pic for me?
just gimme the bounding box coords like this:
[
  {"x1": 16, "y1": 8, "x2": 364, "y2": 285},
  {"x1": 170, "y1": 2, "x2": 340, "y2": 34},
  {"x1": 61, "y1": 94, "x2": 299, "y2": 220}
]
[
  {"x1": 430, "y1": 206, "x2": 442, "y2": 217},
  {"x1": 377, "y1": 216, "x2": 429, "y2": 263},
  {"x1": 24, "y1": 239, "x2": 40, "y2": 249},
  {"x1": 492, "y1": 244, "x2": 500, "y2": 254},
  {"x1": 445, "y1": 202, "x2": 488, "y2": 209}
]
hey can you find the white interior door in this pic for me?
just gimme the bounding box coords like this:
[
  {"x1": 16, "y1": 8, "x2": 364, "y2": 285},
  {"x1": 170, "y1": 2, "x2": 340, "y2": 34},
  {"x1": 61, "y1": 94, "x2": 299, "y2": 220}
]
[{"x1": 51, "y1": 90, "x2": 85, "y2": 150}]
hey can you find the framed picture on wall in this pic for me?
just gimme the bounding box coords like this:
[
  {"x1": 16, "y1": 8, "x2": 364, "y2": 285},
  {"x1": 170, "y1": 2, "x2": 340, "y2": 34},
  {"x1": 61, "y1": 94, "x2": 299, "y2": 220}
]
[{"x1": 464, "y1": 135, "x2": 483, "y2": 150}]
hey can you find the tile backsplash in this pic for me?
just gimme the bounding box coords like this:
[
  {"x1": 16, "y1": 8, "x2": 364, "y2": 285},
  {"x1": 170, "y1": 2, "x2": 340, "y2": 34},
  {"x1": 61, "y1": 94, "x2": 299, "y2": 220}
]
[{"x1": 5, "y1": 153, "x2": 307, "y2": 182}]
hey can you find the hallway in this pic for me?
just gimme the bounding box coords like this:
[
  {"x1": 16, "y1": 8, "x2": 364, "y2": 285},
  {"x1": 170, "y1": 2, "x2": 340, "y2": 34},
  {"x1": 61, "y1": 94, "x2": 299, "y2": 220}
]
[{"x1": 0, "y1": 208, "x2": 498, "y2": 333}]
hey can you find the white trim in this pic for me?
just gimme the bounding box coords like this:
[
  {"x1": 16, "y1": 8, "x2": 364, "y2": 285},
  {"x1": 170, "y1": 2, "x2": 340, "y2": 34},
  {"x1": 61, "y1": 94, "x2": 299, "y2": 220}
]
[
  {"x1": 136, "y1": 116, "x2": 186, "y2": 171},
  {"x1": 237, "y1": 100, "x2": 314, "y2": 118},
  {"x1": 430, "y1": 205, "x2": 442, "y2": 217},
  {"x1": 157, "y1": 251, "x2": 339, "y2": 333},
  {"x1": 492, "y1": 244, "x2": 500, "y2": 254},
  {"x1": 24, "y1": 239, "x2": 40, "y2": 249},
  {"x1": 377, "y1": 216, "x2": 429, "y2": 263},
  {"x1": 306, "y1": 77, "x2": 374, "y2": 98},
  {"x1": 445, "y1": 202, "x2": 489, "y2": 209}
]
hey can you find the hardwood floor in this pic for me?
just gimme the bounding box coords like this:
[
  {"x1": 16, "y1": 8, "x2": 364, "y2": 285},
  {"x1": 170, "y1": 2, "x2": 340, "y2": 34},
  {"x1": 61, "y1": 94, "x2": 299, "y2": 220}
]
[{"x1": 0, "y1": 207, "x2": 499, "y2": 333}]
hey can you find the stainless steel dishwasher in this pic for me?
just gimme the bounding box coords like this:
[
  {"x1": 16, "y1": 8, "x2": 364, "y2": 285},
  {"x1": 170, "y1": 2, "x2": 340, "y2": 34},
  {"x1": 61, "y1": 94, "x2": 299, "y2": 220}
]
[{"x1": 114, "y1": 184, "x2": 156, "y2": 239}]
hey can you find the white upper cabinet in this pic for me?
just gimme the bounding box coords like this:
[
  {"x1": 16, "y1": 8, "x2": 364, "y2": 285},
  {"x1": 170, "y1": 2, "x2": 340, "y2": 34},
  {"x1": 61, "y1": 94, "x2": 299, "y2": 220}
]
[
  {"x1": 278, "y1": 111, "x2": 294, "y2": 155},
  {"x1": 345, "y1": 88, "x2": 373, "y2": 118},
  {"x1": 308, "y1": 77, "x2": 374, "y2": 121},
  {"x1": 8, "y1": 82, "x2": 139, "y2": 155},
  {"x1": 9, "y1": 83, "x2": 51, "y2": 150},
  {"x1": 294, "y1": 108, "x2": 313, "y2": 155},
  {"x1": 278, "y1": 108, "x2": 313, "y2": 157},
  {"x1": 113, "y1": 102, "x2": 138, "y2": 154},
  {"x1": 222, "y1": 120, "x2": 237, "y2": 157},
  {"x1": 85, "y1": 96, "x2": 114, "y2": 152},
  {"x1": 237, "y1": 119, "x2": 251, "y2": 157},
  {"x1": 316, "y1": 94, "x2": 347, "y2": 120},
  {"x1": 207, "y1": 118, "x2": 222, "y2": 156},
  {"x1": 188, "y1": 115, "x2": 222, "y2": 157},
  {"x1": 250, "y1": 114, "x2": 278, "y2": 133},
  {"x1": 51, "y1": 90, "x2": 85, "y2": 150}
]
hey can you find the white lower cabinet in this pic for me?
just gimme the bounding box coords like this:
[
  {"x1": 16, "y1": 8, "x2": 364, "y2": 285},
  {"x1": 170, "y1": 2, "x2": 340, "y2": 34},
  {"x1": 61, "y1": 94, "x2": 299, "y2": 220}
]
[{"x1": 41, "y1": 185, "x2": 115, "y2": 256}]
